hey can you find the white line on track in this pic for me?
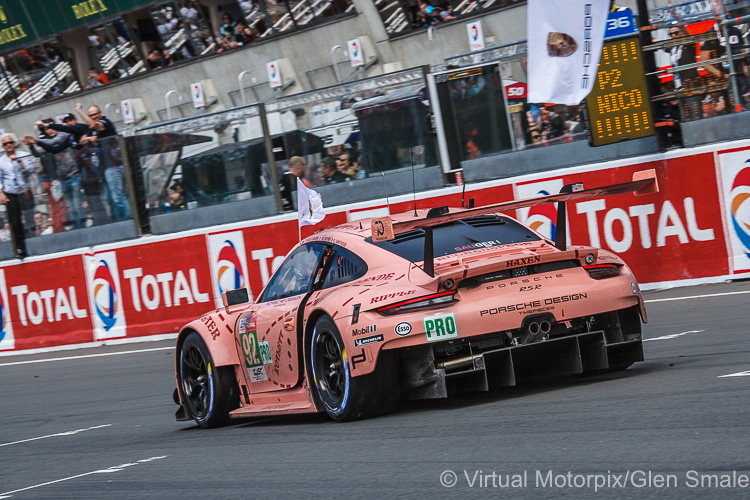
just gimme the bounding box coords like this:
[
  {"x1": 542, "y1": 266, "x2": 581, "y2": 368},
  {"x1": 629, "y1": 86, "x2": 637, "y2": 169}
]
[
  {"x1": 645, "y1": 290, "x2": 750, "y2": 303},
  {"x1": 0, "y1": 346, "x2": 173, "y2": 367},
  {"x1": 643, "y1": 330, "x2": 705, "y2": 342},
  {"x1": 0, "y1": 424, "x2": 112, "y2": 448},
  {"x1": 718, "y1": 370, "x2": 750, "y2": 378},
  {"x1": 0, "y1": 456, "x2": 167, "y2": 499}
]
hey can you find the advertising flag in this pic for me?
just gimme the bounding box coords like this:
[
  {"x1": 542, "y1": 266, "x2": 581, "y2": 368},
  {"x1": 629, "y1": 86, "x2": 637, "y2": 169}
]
[
  {"x1": 527, "y1": 0, "x2": 609, "y2": 105},
  {"x1": 348, "y1": 38, "x2": 365, "y2": 67},
  {"x1": 267, "y1": 61, "x2": 282, "y2": 88},
  {"x1": 297, "y1": 178, "x2": 325, "y2": 226},
  {"x1": 191, "y1": 82, "x2": 205, "y2": 108}
]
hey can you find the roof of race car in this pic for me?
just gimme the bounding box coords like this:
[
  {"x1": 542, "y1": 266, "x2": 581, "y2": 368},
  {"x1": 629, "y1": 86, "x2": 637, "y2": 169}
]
[{"x1": 309, "y1": 207, "x2": 485, "y2": 241}]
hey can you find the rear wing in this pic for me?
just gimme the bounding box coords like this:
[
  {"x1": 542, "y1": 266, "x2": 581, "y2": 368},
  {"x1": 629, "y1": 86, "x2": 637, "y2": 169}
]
[{"x1": 391, "y1": 170, "x2": 658, "y2": 277}]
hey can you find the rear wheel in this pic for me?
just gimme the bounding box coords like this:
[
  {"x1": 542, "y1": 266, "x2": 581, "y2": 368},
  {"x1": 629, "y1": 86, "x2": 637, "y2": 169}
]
[
  {"x1": 179, "y1": 332, "x2": 236, "y2": 428},
  {"x1": 309, "y1": 315, "x2": 398, "y2": 421}
]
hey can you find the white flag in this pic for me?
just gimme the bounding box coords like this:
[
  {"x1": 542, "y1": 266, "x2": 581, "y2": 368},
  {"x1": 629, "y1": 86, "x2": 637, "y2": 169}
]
[
  {"x1": 297, "y1": 178, "x2": 326, "y2": 227},
  {"x1": 527, "y1": 0, "x2": 609, "y2": 105}
]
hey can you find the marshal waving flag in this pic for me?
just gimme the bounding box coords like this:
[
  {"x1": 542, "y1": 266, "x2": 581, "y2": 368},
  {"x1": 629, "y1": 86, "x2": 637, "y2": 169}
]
[
  {"x1": 297, "y1": 177, "x2": 326, "y2": 227},
  {"x1": 527, "y1": 0, "x2": 609, "y2": 105}
]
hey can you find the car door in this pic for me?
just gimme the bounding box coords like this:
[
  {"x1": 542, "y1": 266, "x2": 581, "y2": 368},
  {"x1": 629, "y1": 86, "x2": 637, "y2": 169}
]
[{"x1": 237, "y1": 243, "x2": 328, "y2": 394}]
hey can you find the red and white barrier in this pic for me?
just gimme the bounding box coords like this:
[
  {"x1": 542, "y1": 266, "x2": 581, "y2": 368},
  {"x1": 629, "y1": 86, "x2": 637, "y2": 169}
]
[{"x1": 1, "y1": 139, "x2": 749, "y2": 353}]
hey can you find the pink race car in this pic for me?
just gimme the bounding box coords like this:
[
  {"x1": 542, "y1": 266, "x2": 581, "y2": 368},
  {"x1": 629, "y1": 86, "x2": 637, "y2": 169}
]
[{"x1": 173, "y1": 171, "x2": 658, "y2": 426}]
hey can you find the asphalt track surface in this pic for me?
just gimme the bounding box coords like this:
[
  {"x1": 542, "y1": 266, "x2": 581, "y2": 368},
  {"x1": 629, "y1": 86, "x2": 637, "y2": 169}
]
[{"x1": 1, "y1": 281, "x2": 748, "y2": 499}]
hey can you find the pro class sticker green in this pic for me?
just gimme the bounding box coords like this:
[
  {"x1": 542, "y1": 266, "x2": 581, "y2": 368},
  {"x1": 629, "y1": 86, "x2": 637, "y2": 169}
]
[{"x1": 423, "y1": 312, "x2": 458, "y2": 342}]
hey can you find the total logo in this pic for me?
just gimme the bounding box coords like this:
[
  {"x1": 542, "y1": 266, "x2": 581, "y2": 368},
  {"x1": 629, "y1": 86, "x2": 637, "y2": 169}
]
[
  {"x1": 217, "y1": 240, "x2": 245, "y2": 294},
  {"x1": 87, "y1": 252, "x2": 125, "y2": 340},
  {"x1": 729, "y1": 164, "x2": 750, "y2": 258},
  {"x1": 208, "y1": 232, "x2": 251, "y2": 307},
  {"x1": 93, "y1": 259, "x2": 119, "y2": 331},
  {"x1": 0, "y1": 269, "x2": 13, "y2": 350},
  {"x1": 516, "y1": 179, "x2": 564, "y2": 241}
]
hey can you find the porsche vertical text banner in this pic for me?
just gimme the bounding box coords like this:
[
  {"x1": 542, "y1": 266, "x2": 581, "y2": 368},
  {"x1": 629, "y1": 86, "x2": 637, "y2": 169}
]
[{"x1": 527, "y1": 0, "x2": 610, "y2": 105}]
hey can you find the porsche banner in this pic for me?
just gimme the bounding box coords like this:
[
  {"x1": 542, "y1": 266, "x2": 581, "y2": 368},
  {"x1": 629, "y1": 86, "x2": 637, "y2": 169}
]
[{"x1": 527, "y1": 0, "x2": 609, "y2": 105}]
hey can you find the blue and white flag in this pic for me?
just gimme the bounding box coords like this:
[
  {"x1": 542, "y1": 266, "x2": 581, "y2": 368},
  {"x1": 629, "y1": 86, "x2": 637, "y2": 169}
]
[{"x1": 527, "y1": 0, "x2": 609, "y2": 105}]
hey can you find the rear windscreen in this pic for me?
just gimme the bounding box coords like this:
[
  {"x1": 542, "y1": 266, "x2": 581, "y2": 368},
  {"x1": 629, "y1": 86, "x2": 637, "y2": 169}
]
[{"x1": 366, "y1": 215, "x2": 541, "y2": 262}]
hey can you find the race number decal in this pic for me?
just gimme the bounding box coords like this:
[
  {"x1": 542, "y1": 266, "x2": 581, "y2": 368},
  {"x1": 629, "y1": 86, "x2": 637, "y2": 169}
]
[
  {"x1": 240, "y1": 331, "x2": 268, "y2": 368},
  {"x1": 423, "y1": 312, "x2": 458, "y2": 342}
]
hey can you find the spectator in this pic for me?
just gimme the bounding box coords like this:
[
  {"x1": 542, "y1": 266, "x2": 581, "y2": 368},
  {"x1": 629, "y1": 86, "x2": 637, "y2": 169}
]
[
  {"x1": 401, "y1": 0, "x2": 422, "y2": 28},
  {"x1": 23, "y1": 120, "x2": 86, "y2": 229},
  {"x1": 0, "y1": 219, "x2": 10, "y2": 242},
  {"x1": 23, "y1": 119, "x2": 69, "y2": 233},
  {"x1": 668, "y1": 25, "x2": 702, "y2": 120},
  {"x1": 220, "y1": 13, "x2": 236, "y2": 38},
  {"x1": 163, "y1": 181, "x2": 186, "y2": 211},
  {"x1": 319, "y1": 156, "x2": 350, "y2": 184},
  {"x1": 338, "y1": 151, "x2": 364, "y2": 179},
  {"x1": 180, "y1": 0, "x2": 200, "y2": 22},
  {"x1": 86, "y1": 67, "x2": 109, "y2": 88},
  {"x1": 42, "y1": 113, "x2": 89, "y2": 145},
  {"x1": 0, "y1": 134, "x2": 35, "y2": 258},
  {"x1": 76, "y1": 102, "x2": 131, "y2": 222},
  {"x1": 232, "y1": 22, "x2": 254, "y2": 46},
  {"x1": 147, "y1": 48, "x2": 173, "y2": 70},
  {"x1": 465, "y1": 127, "x2": 480, "y2": 159},
  {"x1": 280, "y1": 156, "x2": 310, "y2": 210}
]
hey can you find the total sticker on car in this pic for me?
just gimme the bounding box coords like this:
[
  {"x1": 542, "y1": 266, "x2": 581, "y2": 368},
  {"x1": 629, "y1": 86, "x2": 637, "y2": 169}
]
[{"x1": 423, "y1": 312, "x2": 458, "y2": 342}]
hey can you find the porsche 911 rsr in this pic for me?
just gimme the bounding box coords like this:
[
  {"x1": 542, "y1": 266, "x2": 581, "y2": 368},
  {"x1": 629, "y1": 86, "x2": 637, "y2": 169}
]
[{"x1": 173, "y1": 172, "x2": 657, "y2": 426}]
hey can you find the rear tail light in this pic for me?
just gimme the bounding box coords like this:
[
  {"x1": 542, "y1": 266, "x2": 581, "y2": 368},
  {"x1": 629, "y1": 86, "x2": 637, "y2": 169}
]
[
  {"x1": 377, "y1": 291, "x2": 456, "y2": 316},
  {"x1": 584, "y1": 264, "x2": 620, "y2": 279}
]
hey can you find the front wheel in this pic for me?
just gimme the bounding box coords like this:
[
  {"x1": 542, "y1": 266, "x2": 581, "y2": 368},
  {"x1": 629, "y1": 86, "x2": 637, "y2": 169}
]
[
  {"x1": 179, "y1": 332, "x2": 237, "y2": 428},
  {"x1": 309, "y1": 315, "x2": 398, "y2": 421}
]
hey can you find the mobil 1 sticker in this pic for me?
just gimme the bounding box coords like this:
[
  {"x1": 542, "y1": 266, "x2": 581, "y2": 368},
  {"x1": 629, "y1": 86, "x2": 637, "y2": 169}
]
[{"x1": 423, "y1": 312, "x2": 458, "y2": 342}]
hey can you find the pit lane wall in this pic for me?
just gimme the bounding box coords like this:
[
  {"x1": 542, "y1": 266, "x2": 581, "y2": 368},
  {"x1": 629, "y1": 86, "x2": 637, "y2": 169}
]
[{"x1": 1, "y1": 139, "x2": 749, "y2": 353}]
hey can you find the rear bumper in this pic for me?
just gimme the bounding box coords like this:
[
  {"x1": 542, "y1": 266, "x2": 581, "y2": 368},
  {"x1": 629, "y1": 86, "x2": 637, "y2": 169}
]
[{"x1": 404, "y1": 331, "x2": 644, "y2": 399}]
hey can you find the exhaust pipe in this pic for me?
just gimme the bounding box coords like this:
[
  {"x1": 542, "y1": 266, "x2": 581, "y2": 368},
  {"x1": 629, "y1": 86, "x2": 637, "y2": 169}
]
[{"x1": 520, "y1": 319, "x2": 551, "y2": 345}]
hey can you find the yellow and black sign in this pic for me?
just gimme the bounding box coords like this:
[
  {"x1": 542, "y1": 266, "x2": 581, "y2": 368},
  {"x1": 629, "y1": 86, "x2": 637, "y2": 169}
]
[
  {"x1": 585, "y1": 37, "x2": 654, "y2": 147},
  {"x1": 71, "y1": 0, "x2": 108, "y2": 19}
]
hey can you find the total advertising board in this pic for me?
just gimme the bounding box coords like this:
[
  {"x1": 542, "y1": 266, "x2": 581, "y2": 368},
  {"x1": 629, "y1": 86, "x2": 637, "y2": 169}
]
[{"x1": 0, "y1": 141, "x2": 748, "y2": 353}]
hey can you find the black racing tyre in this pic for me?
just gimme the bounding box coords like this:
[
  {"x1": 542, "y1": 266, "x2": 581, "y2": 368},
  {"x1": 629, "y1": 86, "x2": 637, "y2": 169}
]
[
  {"x1": 179, "y1": 332, "x2": 237, "y2": 428},
  {"x1": 309, "y1": 314, "x2": 399, "y2": 421}
]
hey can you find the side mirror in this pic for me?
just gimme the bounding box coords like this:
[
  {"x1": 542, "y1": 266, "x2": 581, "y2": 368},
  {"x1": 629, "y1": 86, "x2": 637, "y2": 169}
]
[{"x1": 222, "y1": 288, "x2": 250, "y2": 314}]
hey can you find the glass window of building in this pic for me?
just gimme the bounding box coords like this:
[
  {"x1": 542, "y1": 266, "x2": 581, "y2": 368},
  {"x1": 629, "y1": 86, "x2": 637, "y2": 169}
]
[
  {"x1": 0, "y1": 39, "x2": 77, "y2": 111},
  {"x1": 378, "y1": 0, "x2": 522, "y2": 37},
  {"x1": 86, "y1": 18, "x2": 144, "y2": 82}
]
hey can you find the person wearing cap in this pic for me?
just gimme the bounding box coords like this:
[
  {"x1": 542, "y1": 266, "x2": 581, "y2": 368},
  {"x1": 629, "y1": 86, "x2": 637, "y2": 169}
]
[
  {"x1": 23, "y1": 119, "x2": 86, "y2": 230},
  {"x1": 0, "y1": 133, "x2": 35, "y2": 258},
  {"x1": 74, "y1": 102, "x2": 130, "y2": 222},
  {"x1": 40, "y1": 114, "x2": 89, "y2": 146}
]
